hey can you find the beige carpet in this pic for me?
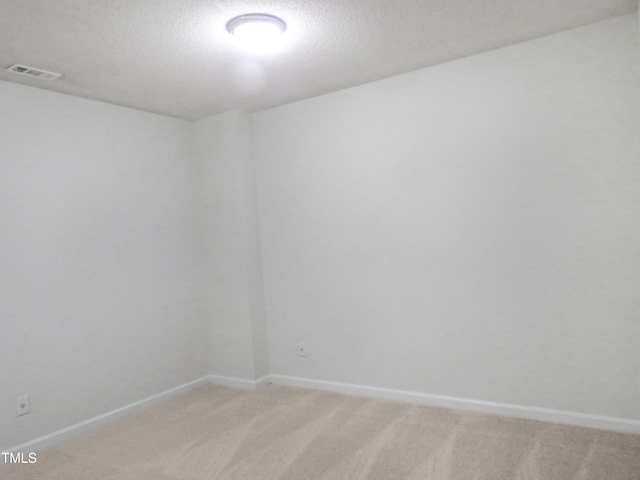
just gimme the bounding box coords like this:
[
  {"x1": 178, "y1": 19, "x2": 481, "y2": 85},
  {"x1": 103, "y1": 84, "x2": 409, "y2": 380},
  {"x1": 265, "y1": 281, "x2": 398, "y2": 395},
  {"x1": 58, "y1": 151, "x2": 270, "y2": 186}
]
[{"x1": 3, "y1": 385, "x2": 640, "y2": 479}]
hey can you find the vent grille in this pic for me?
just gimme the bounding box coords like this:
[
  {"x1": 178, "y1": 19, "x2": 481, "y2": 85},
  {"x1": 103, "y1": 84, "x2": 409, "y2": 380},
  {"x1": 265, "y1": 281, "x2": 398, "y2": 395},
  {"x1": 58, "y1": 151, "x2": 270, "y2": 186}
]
[{"x1": 6, "y1": 64, "x2": 62, "y2": 81}]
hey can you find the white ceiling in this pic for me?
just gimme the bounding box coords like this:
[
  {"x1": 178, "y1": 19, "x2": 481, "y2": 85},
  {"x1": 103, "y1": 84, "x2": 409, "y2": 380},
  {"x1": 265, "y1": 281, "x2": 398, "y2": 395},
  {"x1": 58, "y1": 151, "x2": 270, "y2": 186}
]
[{"x1": 0, "y1": 0, "x2": 636, "y2": 120}]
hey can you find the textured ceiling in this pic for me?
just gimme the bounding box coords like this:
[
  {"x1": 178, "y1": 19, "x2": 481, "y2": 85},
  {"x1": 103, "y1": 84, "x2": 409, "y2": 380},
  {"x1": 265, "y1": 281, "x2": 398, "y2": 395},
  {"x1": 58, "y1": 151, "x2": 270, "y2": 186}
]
[{"x1": 0, "y1": 0, "x2": 636, "y2": 120}]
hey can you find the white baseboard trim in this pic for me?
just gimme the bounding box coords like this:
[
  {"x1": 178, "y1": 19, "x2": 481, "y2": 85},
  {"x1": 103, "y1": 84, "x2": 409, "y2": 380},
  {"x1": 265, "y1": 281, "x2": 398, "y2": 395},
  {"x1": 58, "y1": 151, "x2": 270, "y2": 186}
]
[
  {"x1": 270, "y1": 374, "x2": 640, "y2": 435},
  {"x1": 5, "y1": 376, "x2": 212, "y2": 455},
  {"x1": 255, "y1": 375, "x2": 273, "y2": 389},
  {"x1": 208, "y1": 374, "x2": 272, "y2": 390},
  {"x1": 4, "y1": 374, "x2": 273, "y2": 457},
  {"x1": 6, "y1": 373, "x2": 637, "y2": 459}
]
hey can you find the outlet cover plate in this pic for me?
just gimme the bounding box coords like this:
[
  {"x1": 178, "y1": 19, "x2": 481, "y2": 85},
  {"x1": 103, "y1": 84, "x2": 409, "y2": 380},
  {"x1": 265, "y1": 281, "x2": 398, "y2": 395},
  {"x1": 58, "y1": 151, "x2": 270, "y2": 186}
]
[{"x1": 17, "y1": 395, "x2": 30, "y2": 417}]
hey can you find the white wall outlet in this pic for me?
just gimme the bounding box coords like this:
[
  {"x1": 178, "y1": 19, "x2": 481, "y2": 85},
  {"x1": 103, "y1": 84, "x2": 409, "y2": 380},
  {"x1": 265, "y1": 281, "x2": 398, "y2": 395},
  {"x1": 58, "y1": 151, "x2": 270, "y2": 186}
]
[
  {"x1": 17, "y1": 395, "x2": 30, "y2": 417},
  {"x1": 298, "y1": 342, "x2": 307, "y2": 357}
]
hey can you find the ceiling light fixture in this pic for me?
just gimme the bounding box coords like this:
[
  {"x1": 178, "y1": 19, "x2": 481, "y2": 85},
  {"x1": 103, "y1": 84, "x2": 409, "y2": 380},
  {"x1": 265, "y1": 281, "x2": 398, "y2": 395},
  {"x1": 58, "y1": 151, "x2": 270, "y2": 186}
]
[{"x1": 226, "y1": 13, "x2": 287, "y2": 54}]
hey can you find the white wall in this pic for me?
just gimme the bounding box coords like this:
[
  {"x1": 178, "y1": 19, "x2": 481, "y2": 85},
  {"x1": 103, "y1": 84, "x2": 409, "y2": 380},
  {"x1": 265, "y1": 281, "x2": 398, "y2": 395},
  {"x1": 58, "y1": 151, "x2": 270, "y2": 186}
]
[
  {"x1": 194, "y1": 111, "x2": 269, "y2": 381},
  {"x1": 253, "y1": 14, "x2": 640, "y2": 420},
  {"x1": 0, "y1": 81, "x2": 207, "y2": 450}
]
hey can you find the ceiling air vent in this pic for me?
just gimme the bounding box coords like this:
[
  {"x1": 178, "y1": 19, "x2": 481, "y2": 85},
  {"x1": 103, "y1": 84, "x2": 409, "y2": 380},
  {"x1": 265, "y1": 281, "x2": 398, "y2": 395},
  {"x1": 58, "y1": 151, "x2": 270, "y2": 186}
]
[{"x1": 6, "y1": 64, "x2": 62, "y2": 80}]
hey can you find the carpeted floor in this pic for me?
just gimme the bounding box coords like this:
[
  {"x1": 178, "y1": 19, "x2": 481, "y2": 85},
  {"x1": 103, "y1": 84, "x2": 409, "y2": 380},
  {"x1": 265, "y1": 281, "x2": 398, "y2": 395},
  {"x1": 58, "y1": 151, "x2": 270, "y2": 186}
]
[{"x1": 3, "y1": 384, "x2": 640, "y2": 479}]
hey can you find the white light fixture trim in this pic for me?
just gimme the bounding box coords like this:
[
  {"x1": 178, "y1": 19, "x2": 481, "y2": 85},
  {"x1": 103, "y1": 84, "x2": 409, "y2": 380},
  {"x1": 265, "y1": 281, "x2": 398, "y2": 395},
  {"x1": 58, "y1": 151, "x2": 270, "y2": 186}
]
[{"x1": 226, "y1": 13, "x2": 287, "y2": 53}]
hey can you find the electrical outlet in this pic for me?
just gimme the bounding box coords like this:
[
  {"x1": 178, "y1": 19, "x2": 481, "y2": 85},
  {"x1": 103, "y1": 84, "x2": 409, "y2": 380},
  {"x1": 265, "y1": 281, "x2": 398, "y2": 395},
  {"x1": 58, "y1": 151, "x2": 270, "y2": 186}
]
[
  {"x1": 298, "y1": 342, "x2": 307, "y2": 357},
  {"x1": 17, "y1": 395, "x2": 30, "y2": 417}
]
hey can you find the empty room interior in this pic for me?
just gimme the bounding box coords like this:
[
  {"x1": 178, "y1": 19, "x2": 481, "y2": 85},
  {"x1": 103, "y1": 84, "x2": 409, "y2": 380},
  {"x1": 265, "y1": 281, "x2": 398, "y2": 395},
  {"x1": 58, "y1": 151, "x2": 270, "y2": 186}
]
[{"x1": 1, "y1": 1, "x2": 640, "y2": 478}]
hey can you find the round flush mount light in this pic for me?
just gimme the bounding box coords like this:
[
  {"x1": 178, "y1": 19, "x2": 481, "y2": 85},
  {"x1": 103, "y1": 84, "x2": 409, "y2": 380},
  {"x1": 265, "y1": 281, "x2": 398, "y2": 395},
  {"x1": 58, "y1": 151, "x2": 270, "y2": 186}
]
[{"x1": 226, "y1": 13, "x2": 287, "y2": 53}]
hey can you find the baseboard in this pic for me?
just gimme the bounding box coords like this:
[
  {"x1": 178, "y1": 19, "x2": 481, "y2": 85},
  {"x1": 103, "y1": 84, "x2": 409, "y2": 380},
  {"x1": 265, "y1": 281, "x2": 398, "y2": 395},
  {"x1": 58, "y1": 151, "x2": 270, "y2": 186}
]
[
  {"x1": 255, "y1": 375, "x2": 273, "y2": 389},
  {"x1": 4, "y1": 374, "x2": 272, "y2": 457},
  {"x1": 208, "y1": 374, "x2": 272, "y2": 390},
  {"x1": 6, "y1": 373, "x2": 637, "y2": 458},
  {"x1": 5, "y1": 376, "x2": 212, "y2": 455},
  {"x1": 270, "y1": 374, "x2": 640, "y2": 435}
]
